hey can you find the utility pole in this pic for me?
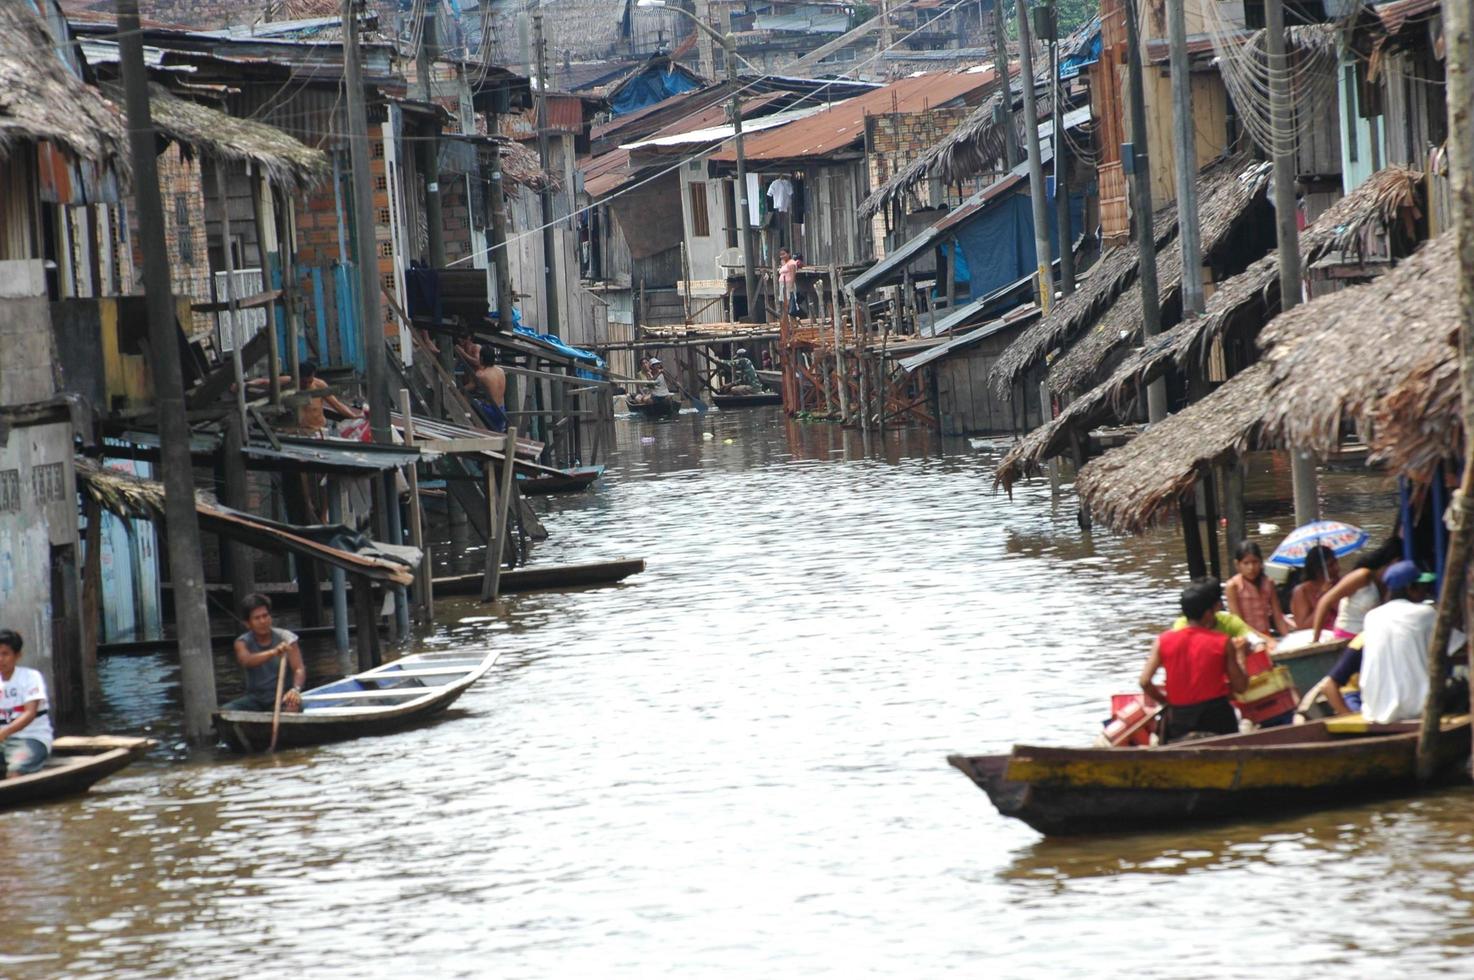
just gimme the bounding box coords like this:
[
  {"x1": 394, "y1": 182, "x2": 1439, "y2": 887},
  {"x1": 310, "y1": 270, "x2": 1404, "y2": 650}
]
[
  {"x1": 1168, "y1": 0, "x2": 1204, "y2": 317},
  {"x1": 342, "y1": 0, "x2": 399, "y2": 634},
  {"x1": 1416, "y1": 0, "x2": 1474, "y2": 777},
  {"x1": 1016, "y1": 0, "x2": 1053, "y2": 315},
  {"x1": 419, "y1": 3, "x2": 447, "y2": 274},
  {"x1": 1265, "y1": 0, "x2": 1318, "y2": 523},
  {"x1": 488, "y1": 147, "x2": 516, "y2": 328},
  {"x1": 992, "y1": 0, "x2": 1020, "y2": 167},
  {"x1": 1123, "y1": 0, "x2": 1167, "y2": 423},
  {"x1": 533, "y1": 11, "x2": 560, "y2": 334},
  {"x1": 116, "y1": 0, "x2": 217, "y2": 744},
  {"x1": 727, "y1": 35, "x2": 761, "y2": 323},
  {"x1": 1047, "y1": 2, "x2": 1073, "y2": 294}
]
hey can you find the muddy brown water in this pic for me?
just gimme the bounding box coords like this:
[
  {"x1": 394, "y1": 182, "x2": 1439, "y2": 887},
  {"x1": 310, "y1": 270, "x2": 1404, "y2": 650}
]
[{"x1": 7, "y1": 409, "x2": 1473, "y2": 977}]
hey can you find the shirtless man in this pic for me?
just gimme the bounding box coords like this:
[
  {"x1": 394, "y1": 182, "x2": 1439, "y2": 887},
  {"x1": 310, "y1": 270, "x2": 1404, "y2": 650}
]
[
  {"x1": 249, "y1": 360, "x2": 360, "y2": 437},
  {"x1": 467, "y1": 344, "x2": 509, "y2": 432}
]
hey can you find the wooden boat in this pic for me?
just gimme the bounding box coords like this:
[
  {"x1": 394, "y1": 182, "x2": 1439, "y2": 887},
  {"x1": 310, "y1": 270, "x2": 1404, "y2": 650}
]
[
  {"x1": 517, "y1": 464, "x2": 604, "y2": 496},
  {"x1": 434, "y1": 557, "x2": 645, "y2": 596},
  {"x1": 713, "y1": 390, "x2": 782, "y2": 409},
  {"x1": 1272, "y1": 636, "x2": 1349, "y2": 694},
  {"x1": 948, "y1": 713, "x2": 1471, "y2": 836},
  {"x1": 214, "y1": 651, "x2": 498, "y2": 752},
  {"x1": 0, "y1": 735, "x2": 154, "y2": 810},
  {"x1": 628, "y1": 395, "x2": 682, "y2": 419}
]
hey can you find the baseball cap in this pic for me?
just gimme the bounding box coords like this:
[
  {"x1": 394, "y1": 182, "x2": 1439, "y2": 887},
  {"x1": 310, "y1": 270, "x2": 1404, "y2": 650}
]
[{"x1": 1383, "y1": 559, "x2": 1436, "y2": 590}]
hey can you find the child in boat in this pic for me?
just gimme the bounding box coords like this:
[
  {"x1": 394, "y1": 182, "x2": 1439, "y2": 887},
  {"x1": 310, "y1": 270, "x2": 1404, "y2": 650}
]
[
  {"x1": 224, "y1": 595, "x2": 305, "y2": 714},
  {"x1": 1226, "y1": 540, "x2": 1293, "y2": 637},
  {"x1": 0, "y1": 630, "x2": 53, "y2": 778},
  {"x1": 1140, "y1": 579, "x2": 1249, "y2": 743}
]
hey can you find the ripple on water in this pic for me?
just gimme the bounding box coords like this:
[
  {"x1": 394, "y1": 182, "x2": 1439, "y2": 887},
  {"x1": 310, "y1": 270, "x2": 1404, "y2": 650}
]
[{"x1": 6, "y1": 410, "x2": 1463, "y2": 978}]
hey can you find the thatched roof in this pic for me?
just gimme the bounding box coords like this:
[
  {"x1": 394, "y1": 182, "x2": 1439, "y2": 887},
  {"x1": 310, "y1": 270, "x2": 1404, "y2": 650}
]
[
  {"x1": 0, "y1": 3, "x2": 125, "y2": 167},
  {"x1": 1073, "y1": 232, "x2": 1458, "y2": 533},
  {"x1": 987, "y1": 207, "x2": 1176, "y2": 396},
  {"x1": 496, "y1": 137, "x2": 560, "y2": 191},
  {"x1": 1044, "y1": 158, "x2": 1271, "y2": 395},
  {"x1": 992, "y1": 164, "x2": 1426, "y2": 493},
  {"x1": 136, "y1": 84, "x2": 328, "y2": 191},
  {"x1": 856, "y1": 81, "x2": 1041, "y2": 220}
]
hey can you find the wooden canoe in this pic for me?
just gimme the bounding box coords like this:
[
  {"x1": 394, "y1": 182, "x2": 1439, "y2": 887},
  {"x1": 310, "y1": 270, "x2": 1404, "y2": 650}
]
[
  {"x1": 948, "y1": 714, "x2": 1471, "y2": 836},
  {"x1": 713, "y1": 391, "x2": 781, "y2": 409},
  {"x1": 0, "y1": 735, "x2": 155, "y2": 810},
  {"x1": 1272, "y1": 636, "x2": 1349, "y2": 693},
  {"x1": 517, "y1": 464, "x2": 604, "y2": 496},
  {"x1": 434, "y1": 557, "x2": 645, "y2": 596},
  {"x1": 628, "y1": 396, "x2": 682, "y2": 419},
  {"x1": 214, "y1": 651, "x2": 498, "y2": 752}
]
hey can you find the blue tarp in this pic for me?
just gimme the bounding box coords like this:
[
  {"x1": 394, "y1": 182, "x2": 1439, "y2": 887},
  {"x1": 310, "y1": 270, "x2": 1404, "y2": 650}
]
[
  {"x1": 950, "y1": 191, "x2": 1086, "y2": 301},
  {"x1": 610, "y1": 65, "x2": 702, "y2": 117}
]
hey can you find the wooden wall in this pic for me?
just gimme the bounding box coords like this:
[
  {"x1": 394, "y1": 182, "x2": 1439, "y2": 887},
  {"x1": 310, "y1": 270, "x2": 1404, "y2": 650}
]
[{"x1": 931, "y1": 327, "x2": 1046, "y2": 435}]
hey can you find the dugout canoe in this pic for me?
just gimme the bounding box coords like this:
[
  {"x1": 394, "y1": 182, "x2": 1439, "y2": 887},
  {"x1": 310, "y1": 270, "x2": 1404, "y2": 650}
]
[
  {"x1": 628, "y1": 396, "x2": 682, "y2": 419},
  {"x1": 434, "y1": 558, "x2": 645, "y2": 596},
  {"x1": 713, "y1": 391, "x2": 782, "y2": 409},
  {"x1": 214, "y1": 651, "x2": 498, "y2": 752},
  {"x1": 0, "y1": 735, "x2": 155, "y2": 810},
  {"x1": 947, "y1": 714, "x2": 1471, "y2": 836},
  {"x1": 517, "y1": 464, "x2": 604, "y2": 496}
]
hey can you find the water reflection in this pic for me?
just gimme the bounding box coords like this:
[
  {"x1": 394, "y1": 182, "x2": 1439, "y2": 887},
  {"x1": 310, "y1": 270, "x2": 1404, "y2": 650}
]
[{"x1": 11, "y1": 407, "x2": 1447, "y2": 978}]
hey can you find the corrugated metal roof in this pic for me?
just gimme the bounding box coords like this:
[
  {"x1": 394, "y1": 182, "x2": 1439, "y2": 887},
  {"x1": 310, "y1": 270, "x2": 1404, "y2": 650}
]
[
  {"x1": 623, "y1": 103, "x2": 828, "y2": 150},
  {"x1": 710, "y1": 69, "x2": 997, "y2": 164},
  {"x1": 753, "y1": 13, "x2": 849, "y2": 33},
  {"x1": 898, "y1": 303, "x2": 1039, "y2": 372}
]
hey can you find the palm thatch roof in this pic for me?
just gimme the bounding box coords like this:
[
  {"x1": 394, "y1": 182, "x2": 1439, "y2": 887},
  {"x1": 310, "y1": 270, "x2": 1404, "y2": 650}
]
[
  {"x1": 0, "y1": 3, "x2": 125, "y2": 167},
  {"x1": 1073, "y1": 232, "x2": 1458, "y2": 533},
  {"x1": 1044, "y1": 158, "x2": 1272, "y2": 395},
  {"x1": 136, "y1": 83, "x2": 328, "y2": 192},
  {"x1": 856, "y1": 81, "x2": 1043, "y2": 220},
  {"x1": 496, "y1": 138, "x2": 560, "y2": 191},
  {"x1": 992, "y1": 165, "x2": 1426, "y2": 494},
  {"x1": 987, "y1": 207, "x2": 1176, "y2": 396}
]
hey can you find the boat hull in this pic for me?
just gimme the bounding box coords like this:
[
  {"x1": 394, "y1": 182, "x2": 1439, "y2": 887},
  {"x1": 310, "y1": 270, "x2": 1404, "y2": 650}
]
[
  {"x1": 0, "y1": 736, "x2": 154, "y2": 810},
  {"x1": 713, "y1": 391, "x2": 781, "y2": 409},
  {"x1": 629, "y1": 397, "x2": 681, "y2": 419},
  {"x1": 948, "y1": 717, "x2": 1471, "y2": 835},
  {"x1": 214, "y1": 652, "x2": 497, "y2": 752},
  {"x1": 434, "y1": 558, "x2": 645, "y2": 596},
  {"x1": 517, "y1": 465, "x2": 603, "y2": 496}
]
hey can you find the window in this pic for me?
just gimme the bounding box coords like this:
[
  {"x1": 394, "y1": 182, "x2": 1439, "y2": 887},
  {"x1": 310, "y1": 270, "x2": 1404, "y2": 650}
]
[
  {"x1": 688, "y1": 181, "x2": 710, "y2": 238},
  {"x1": 175, "y1": 194, "x2": 193, "y2": 265}
]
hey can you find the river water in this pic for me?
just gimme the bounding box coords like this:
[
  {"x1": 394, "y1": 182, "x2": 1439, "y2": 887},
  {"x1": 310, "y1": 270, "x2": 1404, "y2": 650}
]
[{"x1": 7, "y1": 409, "x2": 1474, "y2": 977}]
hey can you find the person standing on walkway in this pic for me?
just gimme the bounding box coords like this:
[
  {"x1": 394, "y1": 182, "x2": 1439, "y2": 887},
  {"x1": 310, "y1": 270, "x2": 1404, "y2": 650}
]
[{"x1": 0, "y1": 630, "x2": 53, "y2": 778}]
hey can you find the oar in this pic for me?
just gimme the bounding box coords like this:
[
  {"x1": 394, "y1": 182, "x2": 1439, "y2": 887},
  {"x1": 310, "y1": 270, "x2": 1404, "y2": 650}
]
[{"x1": 268, "y1": 645, "x2": 289, "y2": 752}]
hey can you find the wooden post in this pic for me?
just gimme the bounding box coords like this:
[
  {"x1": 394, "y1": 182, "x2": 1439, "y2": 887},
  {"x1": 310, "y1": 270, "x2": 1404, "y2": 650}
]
[
  {"x1": 276, "y1": 193, "x2": 304, "y2": 388},
  {"x1": 1180, "y1": 494, "x2": 1207, "y2": 581},
  {"x1": 328, "y1": 480, "x2": 351, "y2": 660},
  {"x1": 399, "y1": 388, "x2": 432, "y2": 623},
  {"x1": 352, "y1": 574, "x2": 379, "y2": 671},
  {"x1": 250, "y1": 172, "x2": 283, "y2": 408},
  {"x1": 481, "y1": 426, "x2": 519, "y2": 601},
  {"x1": 213, "y1": 164, "x2": 249, "y2": 433},
  {"x1": 221, "y1": 413, "x2": 255, "y2": 604},
  {"x1": 1416, "y1": 0, "x2": 1474, "y2": 779},
  {"x1": 117, "y1": 0, "x2": 218, "y2": 743},
  {"x1": 80, "y1": 493, "x2": 104, "y2": 716},
  {"x1": 828, "y1": 265, "x2": 848, "y2": 423}
]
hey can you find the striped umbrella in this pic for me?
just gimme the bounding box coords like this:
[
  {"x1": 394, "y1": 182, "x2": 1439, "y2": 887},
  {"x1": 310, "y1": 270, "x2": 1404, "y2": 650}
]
[{"x1": 1267, "y1": 520, "x2": 1370, "y2": 567}]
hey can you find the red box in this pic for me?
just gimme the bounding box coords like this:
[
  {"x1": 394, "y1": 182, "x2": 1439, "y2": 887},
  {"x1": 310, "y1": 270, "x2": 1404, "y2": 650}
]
[
  {"x1": 1106, "y1": 693, "x2": 1159, "y2": 746},
  {"x1": 1237, "y1": 687, "x2": 1298, "y2": 723},
  {"x1": 1244, "y1": 649, "x2": 1273, "y2": 676}
]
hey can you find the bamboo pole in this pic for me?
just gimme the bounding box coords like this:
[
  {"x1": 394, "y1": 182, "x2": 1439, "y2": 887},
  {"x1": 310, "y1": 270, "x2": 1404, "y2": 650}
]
[
  {"x1": 828, "y1": 264, "x2": 849, "y2": 423},
  {"x1": 399, "y1": 388, "x2": 432, "y2": 623},
  {"x1": 1416, "y1": 0, "x2": 1474, "y2": 780}
]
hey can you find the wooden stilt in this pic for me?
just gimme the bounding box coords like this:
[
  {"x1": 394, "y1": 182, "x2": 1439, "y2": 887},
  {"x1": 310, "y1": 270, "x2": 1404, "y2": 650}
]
[
  {"x1": 481, "y1": 426, "x2": 519, "y2": 602},
  {"x1": 399, "y1": 388, "x2": 432, "y2": 623}
]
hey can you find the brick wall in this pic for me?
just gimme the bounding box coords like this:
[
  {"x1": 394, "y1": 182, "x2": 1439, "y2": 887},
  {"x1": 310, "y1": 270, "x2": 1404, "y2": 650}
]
[
  {"x1": 131, "y1": 145, "x2": 213, "y2": 335},
  {"x1": 864, "y1": 107, "x2": 970, "y2": 258}
]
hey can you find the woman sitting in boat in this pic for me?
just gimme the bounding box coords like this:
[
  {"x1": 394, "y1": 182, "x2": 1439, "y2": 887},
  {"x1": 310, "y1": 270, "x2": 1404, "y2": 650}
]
[
  {"x1": 0, "y1": 629, "x2": 53, "y2": 778},
  {"x1": 1225, "y1": 541, "x2": 1293, "y2": 637},
  {"x1": 628, "y1": 358, "x2": 674, "y2": 408},
  {"x1": 224, "y1": 595, "x2": 305, "y2": 715},
  {"x1": 1290, "y1": 545, "x2": 1340, "y2": 630},
  {"x1": 1140, "y1": 579, "x2": 1250, "y2": 743},
  {"x1": 1309, "y1": 535, "x2": 1404, "y2": 641}
]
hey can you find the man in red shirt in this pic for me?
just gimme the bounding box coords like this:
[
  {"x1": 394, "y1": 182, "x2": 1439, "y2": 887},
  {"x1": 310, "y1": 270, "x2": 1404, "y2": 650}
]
[{"x1": 1140, "y1": 578, "x2": 1250, "y2": 743}]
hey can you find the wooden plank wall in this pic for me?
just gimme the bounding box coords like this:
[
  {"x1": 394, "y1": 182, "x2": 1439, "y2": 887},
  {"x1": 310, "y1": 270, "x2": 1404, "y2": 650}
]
[{"x1": 931, "y1": 329, "x2": 1045, "y2": 435}]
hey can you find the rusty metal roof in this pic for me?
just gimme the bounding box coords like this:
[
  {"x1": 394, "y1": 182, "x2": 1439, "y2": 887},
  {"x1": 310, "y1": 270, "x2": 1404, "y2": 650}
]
[{"x1": 709, "y1": 69, "x2": 997, "y2": 165}]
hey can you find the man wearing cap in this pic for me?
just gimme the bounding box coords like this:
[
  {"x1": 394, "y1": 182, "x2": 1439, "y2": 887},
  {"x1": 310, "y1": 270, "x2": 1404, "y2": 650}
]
[
  {"x1": 1357, "y1": 560, "x2": 1441, "y2": 723},
  {"x1": 717, "y1": 348, "x2": 761, "y2": 395}
]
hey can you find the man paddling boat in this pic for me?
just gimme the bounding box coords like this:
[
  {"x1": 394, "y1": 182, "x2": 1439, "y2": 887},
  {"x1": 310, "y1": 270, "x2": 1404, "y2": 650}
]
[{"x1": 224, "y1": 594, "x2": 305, "y2": 714}]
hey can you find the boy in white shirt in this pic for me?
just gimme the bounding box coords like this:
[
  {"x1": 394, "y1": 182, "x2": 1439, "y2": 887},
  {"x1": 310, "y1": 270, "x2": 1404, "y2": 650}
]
[{"x1": 0, "y1": 629, "x2": 53, "y2": 777}]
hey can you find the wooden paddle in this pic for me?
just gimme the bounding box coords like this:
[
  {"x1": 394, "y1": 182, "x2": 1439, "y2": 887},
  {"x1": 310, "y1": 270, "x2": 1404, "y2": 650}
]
[{"x1": 268, "y1": 645, "x2": 289, "y2": 753}]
